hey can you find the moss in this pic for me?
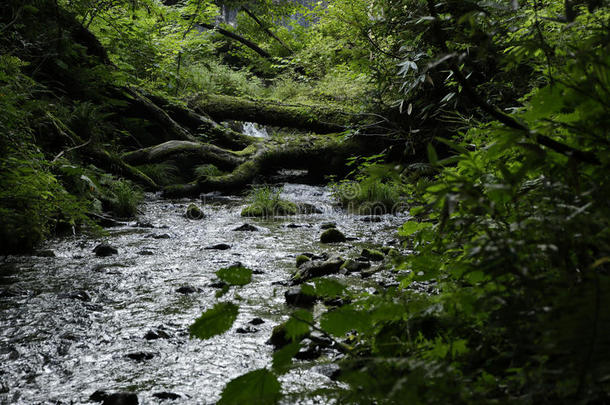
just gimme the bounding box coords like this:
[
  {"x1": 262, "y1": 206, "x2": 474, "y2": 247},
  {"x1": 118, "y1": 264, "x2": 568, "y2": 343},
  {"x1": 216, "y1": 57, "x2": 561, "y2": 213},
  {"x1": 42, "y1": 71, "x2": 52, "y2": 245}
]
[
  {"x1": 186, "y1": 203, "x2": 205, "y2": 220},
  {"x1": 296, "y1": 255, "x2": 311, "y2": 267},
  {"x1": 320, "y1": 228, "x2": 346, "y2": 243},
  {"x1": 361, "y1": 248, "x2": 385, "y2": 261},
  {"x1": 241, "y1": 200, "x2": 298, "y2": 217}
]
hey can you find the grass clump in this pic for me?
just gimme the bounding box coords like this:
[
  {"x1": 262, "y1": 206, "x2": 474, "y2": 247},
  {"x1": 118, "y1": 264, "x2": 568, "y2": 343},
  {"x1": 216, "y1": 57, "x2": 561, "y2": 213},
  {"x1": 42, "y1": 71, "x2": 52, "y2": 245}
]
[
  {"x1": 194, "y1": 164, "x2": 223, "y2": 178},
  {"x1": 107, "y1": 180, "x2": 142, "y2": 218},
  {"x1": 241, "y1": 186, "x2": 298, "y2": 217},
  {"x1": 136, "y1": 162, "x2": 181, "y2": 186}
]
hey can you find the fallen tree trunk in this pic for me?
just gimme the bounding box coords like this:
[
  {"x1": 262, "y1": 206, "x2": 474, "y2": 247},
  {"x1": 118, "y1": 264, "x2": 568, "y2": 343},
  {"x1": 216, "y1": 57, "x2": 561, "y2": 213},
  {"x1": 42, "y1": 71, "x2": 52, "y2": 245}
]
[{"x1": 189, "y1": 94, "x2": 370, "y2": 134}]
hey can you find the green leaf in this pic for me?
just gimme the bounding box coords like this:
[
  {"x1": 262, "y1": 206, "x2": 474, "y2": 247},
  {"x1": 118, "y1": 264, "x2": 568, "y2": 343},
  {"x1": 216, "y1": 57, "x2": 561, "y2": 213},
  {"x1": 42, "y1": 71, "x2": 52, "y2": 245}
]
[
  {"x1": 285, "y1": 309, "x2": 312, "y2": 341},
  {"x1": 313, "y1": 278, "x2": 345, "y2": 298},
  {"x1": 218, "y1": 369, "x2": 281, "y2": 405},
  {"x1": 216, "y1": 265, "x2": 253, "y2": 286},
  {"x1": 427, "y1": 143, "x2": 438, "y2": 165},
  {"x1": 399, "y1": 221, "x2": 433, "y2": 236},
  {"x1": 320, "y1": 307, "x2": 371, "y2": 336},
  {"x1": 272, "y1": 342, "x2": 300, "y2": 374},
  {"x1": 189, "y1": 302, "x2": 239, "y2": 340}
]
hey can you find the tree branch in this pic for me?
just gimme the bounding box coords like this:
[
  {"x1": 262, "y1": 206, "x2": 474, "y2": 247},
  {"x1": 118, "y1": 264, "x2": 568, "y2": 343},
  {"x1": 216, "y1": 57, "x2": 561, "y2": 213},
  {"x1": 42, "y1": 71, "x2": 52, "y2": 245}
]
[
  {"x1": 196, "y1": 22, "x2": 272, "y2": 59},
  {"x1": 241, "y1": 6, "x2": 293, "y2": 54}
]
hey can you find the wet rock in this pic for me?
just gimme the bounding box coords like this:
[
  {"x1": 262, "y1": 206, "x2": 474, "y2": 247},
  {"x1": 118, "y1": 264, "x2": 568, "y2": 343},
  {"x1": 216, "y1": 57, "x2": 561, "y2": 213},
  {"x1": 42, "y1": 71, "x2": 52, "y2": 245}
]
[
  {"x1": 285, "y1": 287, "x2": 317, "y2": 308},
  {"x1": 204, "y1": 243, "x2": 231, "y2": 250},
  {"x1": 291, "y1": 255, "x2": 345, "y2": 284},
  {"x1": 320, "y1": 228, "x2": 346, "y2": 243},
  {"x1": 360, "y1": 266, "x2": 382, "y2": 279},
  {"x1": 323, "y1": 297, "x2": 351, "y2": 307},
  {"x1": 295, "y1": 338, "x2": 322, "y2": 360},
  {"x1": 341, "y1": 259, "x2": 371, "y2": 273},
  {"x1": 297, "y1": 203, "x2": 323, "y2": 214},
  {"x1": 233, "y1": 223, "x2": 258, "y2": 232},
  {"x1": 176, "y1": 286, "x2": 199, "y2": 295},
  {"x1": 209, "y1": 281, "x2": 228, "y2": 289},
  {"x1": 236, "y1": 326, "x2": 259, "y2": 334},
  {"x1": 94, "y1": 244, "x2": 118, "y2": 257},
  {"x1": 152, "y1": 392, "x2": 181, "y2": 400},
  {"x1": 361, "y1": 248, "x2": 385, "y2": 261},
  {"x1": 144, "y1": 328, "x2": 171, "y2": 340},
  {"x1": 360, "y1": 216, "x2": 383, "y2": 223},
  {"x1": 134, "y1": 221, "x2": 155, "y2": 228},
  {"x1": 296, "y1": 255, "x2": 311, "y2": 268},
  {"x1": 125, "y1": 352, "x2": 155, "y2": 362},
  {"x1": 249, "y1": 317, "x2": 265, "y2": 325},
  {"x1": 320, "y1": 222, "x2": 337, "y2": 230},
  {"x1": 152, "y1": 233, "x2": 171, "y2": 239},
  {"x1": 34, "y1": 250, "x2": 56, "y2": 257},
  {"x1": 91, "y1": 391, "x2": 139, "y2": 405},
  {"x1": 103, "y1": 393, "x2": 139, "y2": 405},
  {"x1": 137, "y1": 250, "x2": 154, "y2": 256},
  {"x1": 58, "y1": 290, "x2": 91, "y2": 302},
  {"x1": 186, "y1": 203, "x2": 205, "y2": 220},
  {"x1": 312, "y1": 364, "x2": 341, "y2": 380}
]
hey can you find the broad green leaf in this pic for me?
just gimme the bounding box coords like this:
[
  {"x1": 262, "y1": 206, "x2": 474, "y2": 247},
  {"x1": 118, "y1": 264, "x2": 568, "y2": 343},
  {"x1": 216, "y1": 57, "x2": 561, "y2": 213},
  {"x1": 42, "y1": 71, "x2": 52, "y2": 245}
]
[
  {"x1": 313, "y1": 278, "x2": 345, "y2": 298},
  {"x1": 272, "y1": 342, "x2": 300, "y2": 374},
  {"x1": 320, "y1": 307, "x2": 371, "y2": 336},
  {"x1": 427, "y1": 143, "x2": 438, "y2": 165},
  {"x1": 399, "y1": 221, "x2": 433, "y2": 236},
  {"x1": 218, "y1": 369, "x2": 281, "y2": 405},
  {"x1": 216, "y1": 266, "x2": 252, "y2": 286},
  {"x1": 285, "y1": 309, "x2": 312, "y2": 341},
  {"x1": 189, "y1": 302, "x2": 239, "y2": 340}
]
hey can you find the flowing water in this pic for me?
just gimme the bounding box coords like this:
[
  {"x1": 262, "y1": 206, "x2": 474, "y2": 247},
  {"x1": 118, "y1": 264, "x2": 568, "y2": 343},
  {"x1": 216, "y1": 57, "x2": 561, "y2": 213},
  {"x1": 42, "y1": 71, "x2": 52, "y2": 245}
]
[{"x1": 0, "y1": 184, "x2": 406, "y2": 404}]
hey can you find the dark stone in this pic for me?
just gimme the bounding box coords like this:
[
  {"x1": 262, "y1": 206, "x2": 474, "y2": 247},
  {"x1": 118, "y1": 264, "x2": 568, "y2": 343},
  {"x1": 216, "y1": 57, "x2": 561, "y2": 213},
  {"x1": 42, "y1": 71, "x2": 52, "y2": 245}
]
[
  {"x1": 102, "y1": 393, "x2": 138, "y2": 405},
  {"x1": 144, "y1": 328, "x2": 170, "y2": 340},
  {"x1": 125, "y1": 352, "x2": 155, "y2": 362},
  {"x1": 186, "y1": 203, "x2": 205, "y2": 220},
  {"x1": 152, "y1": 234, "x2": 171, "y2": 239},
  {"x1": 285, "y1": 287, "x2": 317, "y2": 308},
  {"x1": 233, "y1": 224, "x2": 258, "y2": 232},
  {"x1": 341, "y1": 259, "x2": 371, "y2": 273},
  {"x1": 204, "y1": 243, "x2": 231, "y2": 250},
  {"x1": 360, "y1": 216, "x2": 383, "y2": 223},
  {"x1": 90, "y1": 390, "x2": 108, "y2": 402},
  {"x1": 360, "y1": 267, "x2": 381, "y2": 279},
  {"x1": 94, "y1": 244, "x2": 118, "y2": 257},
  {"x1": 209, "y1": 281, "x2": 228, "y2": 289},
  {"x1": 291, "y1": 255, "x2": 345, "y2": 284},
  {"x1": 236, "y1": 326, "x2": 259, "y2": 334},
  {"x1": 320, "y1": 229, "x2": 346, "y2": 243},
  {"x1": 267, "y1": 322, "x2": 308, "y2": 349},
  {"x1": 176, "y1": 286, "x2": 198, "y2": 295},
  {"x1": 152, "y1": 392, "x2": 181, "y2": 400},
  {"x1": 361, "y1": 248, "x2": 385, "y2": 261},
  {"x1": 323, "y1": 297, "x2": 350, "y2": 307},
  {"x1": 320, "y1": 222, "x2": 336, "y2": 230},
  {"x1": 249, "y1": 317, "x2": 265, "y2": 325},
  {"x1": 58, "y1": 290, "x2": 91, "y2": 302},
  {"x1": 134, "y1": 221, "x2": 155, "y2": 228},
  {"x1": 137, "y1": 250, "x2": 154, "y2": 256},
  {"x1": 34, "y1": 250, "x2": 56, "y2": 257}
]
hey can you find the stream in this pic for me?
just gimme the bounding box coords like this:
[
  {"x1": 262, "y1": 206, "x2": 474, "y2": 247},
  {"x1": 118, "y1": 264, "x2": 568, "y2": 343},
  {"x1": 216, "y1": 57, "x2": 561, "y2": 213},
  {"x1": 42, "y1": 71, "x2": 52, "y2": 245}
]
[{"x1": 0, "y1": 184, "x2": 406, "y2": 404}]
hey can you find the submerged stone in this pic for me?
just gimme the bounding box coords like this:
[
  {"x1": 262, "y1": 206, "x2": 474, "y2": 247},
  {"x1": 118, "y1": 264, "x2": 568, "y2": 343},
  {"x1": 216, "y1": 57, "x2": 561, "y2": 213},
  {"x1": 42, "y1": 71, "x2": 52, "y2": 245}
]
[
  {"x1": 102, "y1": 393, "x2": 139, "y2": 405},
  {"x1": 125, "y1": 352, "x2": 155, "y2": 362},
  {"x1": 93, "y1": 243, "x2": 118, "y2": 257},
  {"x1": 320, "y1": 222, "x2": 336, "y2": 230},
  {"x1": 205, "y1": 243, "x2": 231, "y2": 250},
  {"x1": 176, "y1": 286, "x2": 199, "y2": 295},
  {"x1": 233, "y1": 223, "x2": 258, "y2": 232},
  {"x1": 185, "y1": 203, "x2": 205, "y2": 220},
  {"x1": 249, "y1": 317, "x2": 265, "y2": 325},
  {"x1": 152, "y1": 392, "x2": 181, "y2": 400},
  {"x1": 341, "y1": 259, "x2": 371, "y2": 273},
  {"x1": 296, "y1": 254, "x2": 311, "y2": 268},
  {"x1": 291, "y1": 255, "x2": 345, "y2": 284},
  {"x1": 361, "y1": 248, "x2": 385, "y2": 261},
  {"x1": 285, "y1": 286, "x2": 317, "y2": 308},
  {"x1": 320, "y1": 228, "x2": 346, "y2": 243}
]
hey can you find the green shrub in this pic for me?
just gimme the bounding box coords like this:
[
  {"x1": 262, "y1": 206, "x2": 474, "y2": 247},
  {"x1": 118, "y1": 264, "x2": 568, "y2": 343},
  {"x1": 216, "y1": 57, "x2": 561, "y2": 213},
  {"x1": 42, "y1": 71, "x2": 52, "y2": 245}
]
[
  {"x1": 137, "y1": 163, "x2": 182, "y2": 186},
  {"x1": 107, "y1": 180, "x2": 142, "y2": 218},
  {"x1": 241, "y1": 185, "x2": 298, "y2": 217}
]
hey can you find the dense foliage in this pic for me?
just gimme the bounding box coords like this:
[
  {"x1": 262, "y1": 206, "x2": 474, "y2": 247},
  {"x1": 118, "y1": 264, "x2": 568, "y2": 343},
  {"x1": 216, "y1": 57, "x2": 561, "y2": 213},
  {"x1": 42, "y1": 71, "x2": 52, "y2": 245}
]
[{"x1": 2, "y1": 0, "x2": 609, "y2": 403}]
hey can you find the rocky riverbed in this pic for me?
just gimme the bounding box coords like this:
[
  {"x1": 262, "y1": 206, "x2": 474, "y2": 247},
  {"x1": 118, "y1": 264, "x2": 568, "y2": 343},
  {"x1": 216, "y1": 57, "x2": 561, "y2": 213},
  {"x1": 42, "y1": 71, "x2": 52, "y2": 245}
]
[{"x1": 0, "y1": 184, "x2": 407, "y2": 404}]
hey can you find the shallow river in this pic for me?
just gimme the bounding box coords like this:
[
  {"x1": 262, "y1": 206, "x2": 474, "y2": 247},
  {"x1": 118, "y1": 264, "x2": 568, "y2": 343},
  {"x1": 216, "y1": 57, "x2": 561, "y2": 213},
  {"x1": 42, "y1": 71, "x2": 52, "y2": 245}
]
[{"x1": 0, "y1": 184, "x2": 405, "y2": 404}]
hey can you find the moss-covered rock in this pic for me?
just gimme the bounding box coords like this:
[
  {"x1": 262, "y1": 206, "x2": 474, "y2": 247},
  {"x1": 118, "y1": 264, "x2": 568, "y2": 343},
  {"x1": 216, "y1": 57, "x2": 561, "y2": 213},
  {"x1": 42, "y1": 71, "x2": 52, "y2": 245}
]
[
  {"x1": 296, "y1": 254, "x2": 311, "y2": 268},
  {"x1": 241, "y1": 200, "x2": 298, "y2": 217},
  {"x1": 320, "y1": 228, "x2": 346, "y2": 243},
  {"x1": 361, "y1": 248, "x2": 384, "y2": 261},
  {"x1": 186, "y1": 203, "x2": 205, "y2": 220}
]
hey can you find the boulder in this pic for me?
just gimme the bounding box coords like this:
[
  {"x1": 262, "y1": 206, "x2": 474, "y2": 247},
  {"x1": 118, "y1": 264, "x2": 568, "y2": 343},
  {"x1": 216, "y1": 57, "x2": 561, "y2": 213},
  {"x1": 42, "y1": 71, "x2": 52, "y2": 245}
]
[
  {"x1": 186, "y1": 203, "x2": 205, "y2": 220},
  {"x1": 361, "y1": 248, "x2": 385, "y2": 261},
  {"x1": 204, "y1": 243, "x2": 231, "y2": 250},
  {"x1": 341, "y1": 259, "x2": 371, "y2": 273},
  {"x1": 125, "y1": 352, "x2": 155, "y2": 362},
  {"x1": 249, "y1": 317, "x2": 265, "y2": 325},
  {"x1": 176, "y1": 286, "x2": 199, "y2": 295},
  {"x1": 235, "y1": 326, "x2": 259, "y2": 334},
  {"x1": 144, "y1": 328, "x2": 170, "y2": 340},
  {"x1": 296, "y1": 255, "x2": 311, "y2": 268},
  {"x1": 94, "y1": 244, "x2": 118, "y2": 257},
  {"x1": 291, "y1": 255, "x2": 345, "y2": 284},
  {"x1": 267, "y1": 322, "x2": 308, "y2": 350},
  {"x1": 152, "y1": 392, "x2": 181, "y2": 400},
  {"x1": 320, "y1": 229, "x2": 346, "y2": 243},
  {"x1": 285, "y1": 286, "x2": 317, "y2": 308},
  {"x1": 90, "y1": 391, "x2": 138, "y2": 405}
]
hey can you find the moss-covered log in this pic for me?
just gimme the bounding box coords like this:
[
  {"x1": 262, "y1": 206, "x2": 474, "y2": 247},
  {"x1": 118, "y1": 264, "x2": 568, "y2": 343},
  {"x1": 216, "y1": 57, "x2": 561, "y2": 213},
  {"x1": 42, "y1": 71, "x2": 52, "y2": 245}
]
[{"x1": 189, "y1": 94, "x2": 371, "y2": 134}]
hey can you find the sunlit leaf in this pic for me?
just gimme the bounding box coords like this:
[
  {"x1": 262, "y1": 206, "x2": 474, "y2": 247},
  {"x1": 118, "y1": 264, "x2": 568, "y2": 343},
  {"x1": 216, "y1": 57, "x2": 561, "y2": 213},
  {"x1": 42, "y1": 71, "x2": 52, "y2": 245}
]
[
  {"x1": 216, "y1": 266, "x2": 252, "y2": 286},
  {"x1": 189, "y1": 302, "x2": 239, "y2": 340},
  {"x1": 218, "y1": 369, "x2": 281, "y2": 405}
]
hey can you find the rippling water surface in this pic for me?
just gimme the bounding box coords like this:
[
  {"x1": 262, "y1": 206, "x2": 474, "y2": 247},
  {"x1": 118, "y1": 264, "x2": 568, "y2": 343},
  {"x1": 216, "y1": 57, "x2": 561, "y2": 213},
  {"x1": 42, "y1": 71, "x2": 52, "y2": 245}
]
[{"x1": 0, "y1": 184, "x2": 405, "y2": 404}]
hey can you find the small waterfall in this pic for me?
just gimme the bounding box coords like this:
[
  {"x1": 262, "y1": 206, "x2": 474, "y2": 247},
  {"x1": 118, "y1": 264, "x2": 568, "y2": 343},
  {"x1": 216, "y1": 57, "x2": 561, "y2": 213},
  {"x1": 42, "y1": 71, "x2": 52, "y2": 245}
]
[{"x1": 242, "y1": 122, "x2": 269, "y2": 138}]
